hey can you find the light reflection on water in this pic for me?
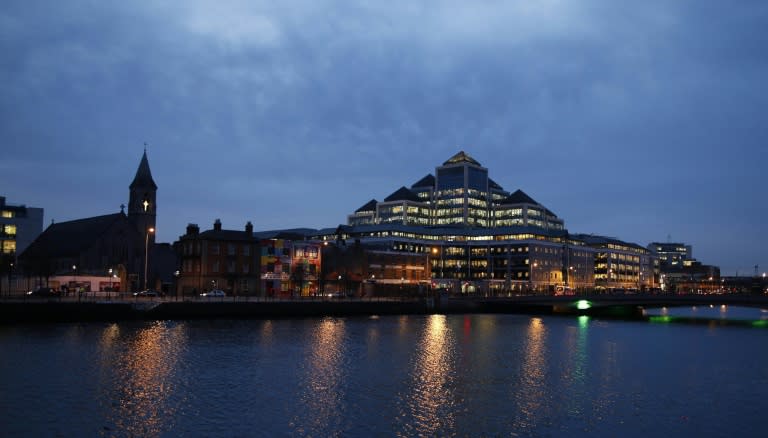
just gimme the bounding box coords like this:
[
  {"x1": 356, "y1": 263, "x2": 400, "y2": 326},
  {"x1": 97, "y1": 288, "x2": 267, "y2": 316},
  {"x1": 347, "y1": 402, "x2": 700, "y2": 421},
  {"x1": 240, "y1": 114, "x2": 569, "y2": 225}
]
[
  {"x1": 2, "y1": 315, "x2": 768, "y2": 437},
  {"x1": 291, "y1": 317, "x2": 347, "y2": 437},
  {"x1": 97, "y1": 321, "x2": 187, "y2": 437},
  {"x1": 512, "y1": 317, "x2": 548, "y2": 432},
  {"x1": 396, "y1": 314, "x2": 456, "y2": 437},
  {"x1": 644, "y1": 305, "x2": 768, "y2": 321}
]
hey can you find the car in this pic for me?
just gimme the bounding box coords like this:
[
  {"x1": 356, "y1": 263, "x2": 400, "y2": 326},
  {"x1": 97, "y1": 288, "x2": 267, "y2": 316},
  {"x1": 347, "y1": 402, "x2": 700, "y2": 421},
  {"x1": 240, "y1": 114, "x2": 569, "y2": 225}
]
[
  {"x1": 133, "y1": 290, "x2": 161, "y2": 297},
  {"x1": 200, "y1": 289, "x2": 226, "y2": 297},
  {"x1": 27, "y1": 287, "x2": 58, "y2": 297}
]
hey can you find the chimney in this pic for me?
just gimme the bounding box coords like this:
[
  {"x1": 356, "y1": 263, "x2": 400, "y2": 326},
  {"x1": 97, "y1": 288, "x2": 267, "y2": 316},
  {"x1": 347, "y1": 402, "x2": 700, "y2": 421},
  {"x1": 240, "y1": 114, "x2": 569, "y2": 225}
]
[
  {"x1": 245, "y1": 221, "x2": 253, "y2": 234},
  {"x1": 186, "y1": 223, "x2": 199, "y2": 235},
  {"x1": 213, "y1": 219, "x2": 222, "y2": 231}
]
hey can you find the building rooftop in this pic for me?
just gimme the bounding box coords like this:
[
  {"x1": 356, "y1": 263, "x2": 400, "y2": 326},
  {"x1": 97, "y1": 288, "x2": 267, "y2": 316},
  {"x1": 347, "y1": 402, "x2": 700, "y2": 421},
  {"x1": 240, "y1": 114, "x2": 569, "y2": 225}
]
[
  {"x1": 383, "y1": 186, "x2": 422, "y2": 203},
  {"x1": 21, "y1": 213, "x2": 129, "y2": 259},
  {"x1": 354, "y1": 199, "x2": 378, "y2": 213},
  {"x1": 129, "y1": 150, "x2": 157, "y2": 190},
  {"x1": 411, "y1": 174, "x2": 435, "y2": 189},
  {"x1": 442, "y1": 150, "x2": 482, "y2": 166}
]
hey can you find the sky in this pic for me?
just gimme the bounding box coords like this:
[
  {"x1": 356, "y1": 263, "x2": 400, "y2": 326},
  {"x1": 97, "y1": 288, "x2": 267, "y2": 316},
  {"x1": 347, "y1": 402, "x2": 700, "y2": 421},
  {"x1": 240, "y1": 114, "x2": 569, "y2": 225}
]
[{"x1": 1, "y1": 0, "x2": 766, "y2": 276}]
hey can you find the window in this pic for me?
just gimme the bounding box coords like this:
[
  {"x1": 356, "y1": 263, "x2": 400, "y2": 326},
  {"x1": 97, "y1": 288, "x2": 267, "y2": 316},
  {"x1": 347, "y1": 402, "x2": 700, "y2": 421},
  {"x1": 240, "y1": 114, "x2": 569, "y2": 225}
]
[
  {"x1": 1, "y1": 211, "x2": 13, "y2": 218},
  {"x1": 243, "y1": 245, "x2": 250, "y2": 256},
  {"x1": 2, "y1": 241, "x2": 15, "y2": 253},
  {"x1": 212, "y1": 261, "x2": 219, "y2": 272},
  {"x1": 228, "y1": 244, "x2": 235, "y2": 256},
  {"x1": 3, "y1": 225, "x2": 16, "y2": 235},
  {"x1": 211, "y1": 244, "x2": 219, "y2": 255}
]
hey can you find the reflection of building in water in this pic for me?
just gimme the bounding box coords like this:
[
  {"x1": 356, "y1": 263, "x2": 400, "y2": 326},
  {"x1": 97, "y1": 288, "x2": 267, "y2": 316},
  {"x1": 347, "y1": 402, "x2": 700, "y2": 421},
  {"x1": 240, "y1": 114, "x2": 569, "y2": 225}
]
[
  {"x1": 398, "y1": 315, "x2": 456, "y2": 436},
  {"x1": 101, "y1": 322, "x2": 186, "y2": 436},
  {"x1": 560, "y1": 316, "x2": 590, "y2": 416},
  {"x1": 512, "y1": 317, "x2": 548, "y2": 431},
  {"x1": 291, "y1": 318, "x2": 346, "y2": 436}
]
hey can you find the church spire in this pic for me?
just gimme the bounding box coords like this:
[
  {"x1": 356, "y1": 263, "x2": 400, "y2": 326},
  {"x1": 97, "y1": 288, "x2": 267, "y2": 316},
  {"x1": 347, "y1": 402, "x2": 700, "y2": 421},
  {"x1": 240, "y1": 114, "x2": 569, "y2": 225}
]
[
  {"x1": 128, "y1": 149, "x2": 158, "y2": 241},
  {"x1": 130, "y1": 148, "x2": 157, "y2": 190}
]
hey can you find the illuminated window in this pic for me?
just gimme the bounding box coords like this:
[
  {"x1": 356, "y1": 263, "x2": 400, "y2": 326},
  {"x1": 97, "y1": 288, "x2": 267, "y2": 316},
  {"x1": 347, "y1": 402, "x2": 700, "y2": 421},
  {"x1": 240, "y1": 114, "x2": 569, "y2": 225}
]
[
  {"x1": 2, "y1": 241, "x2": 15, "y2": 253},
  {"x1": 3, "y1": 225, "x2": 16, "y2": 235},
  {"x1": 1, "y1": 211, "x2": 13, "y2": 218}
]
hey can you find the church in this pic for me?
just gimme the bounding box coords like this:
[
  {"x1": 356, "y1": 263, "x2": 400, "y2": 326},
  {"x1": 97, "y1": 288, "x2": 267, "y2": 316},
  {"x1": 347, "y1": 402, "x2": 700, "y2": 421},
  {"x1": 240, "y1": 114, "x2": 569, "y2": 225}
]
[{"x1": 19, "y1": 150, "x2": 168, "y2": 292}]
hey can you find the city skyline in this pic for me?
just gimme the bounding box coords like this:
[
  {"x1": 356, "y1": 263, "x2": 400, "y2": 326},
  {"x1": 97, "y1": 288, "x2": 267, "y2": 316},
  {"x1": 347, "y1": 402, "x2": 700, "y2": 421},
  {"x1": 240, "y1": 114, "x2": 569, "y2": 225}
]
[{"x1": 2, "y1": 1, "x2": 766, "y2": 275}]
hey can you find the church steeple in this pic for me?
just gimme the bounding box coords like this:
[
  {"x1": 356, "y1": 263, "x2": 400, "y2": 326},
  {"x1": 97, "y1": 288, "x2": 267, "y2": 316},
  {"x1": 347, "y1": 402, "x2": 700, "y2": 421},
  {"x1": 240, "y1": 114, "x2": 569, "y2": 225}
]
[
  {"x1": 128, "y1": 149, "x2": 157, "y2": 241},
  {"x1": 130, "y1": 148, "x2": 157, "y2": 190}
]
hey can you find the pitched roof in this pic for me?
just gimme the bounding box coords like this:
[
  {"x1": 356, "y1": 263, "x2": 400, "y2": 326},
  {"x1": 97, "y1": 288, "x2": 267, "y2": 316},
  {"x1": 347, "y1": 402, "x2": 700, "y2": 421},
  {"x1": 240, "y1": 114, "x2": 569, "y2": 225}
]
[
  {"x1": 502, "y1": 189, "x2": 539, "y2": 205},
  {"x1": 488, "y1": 178, "x2": 503, "y2": 190},
  {"x1": 130, "y1": 150, "x2": 157, "y2": 190},
  {"x1": 443, "y1": 150, "x2": 481, "y2": 166},
  {"x1": 383, "y1": 186, "x2": 422, "y2": 203},
  {"x1": 198, "y1": 229, "x2": 257, "y2": 242},
  {"x1": 21, "y1": 213, "x2": 129, "y2": 259},
  {"x1": 411, "y1": 174, "x2": 435, "y2": 188},
  {"x1": 355, "y1": 199, "x2": 378, "y2": 213}
]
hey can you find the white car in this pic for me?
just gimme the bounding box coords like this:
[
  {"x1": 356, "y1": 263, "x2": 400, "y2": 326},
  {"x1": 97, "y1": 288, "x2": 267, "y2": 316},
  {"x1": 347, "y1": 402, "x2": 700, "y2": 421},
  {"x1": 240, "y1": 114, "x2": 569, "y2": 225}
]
[{"x1": 200, "y1": 289, "x2": 226, "y2": 297}]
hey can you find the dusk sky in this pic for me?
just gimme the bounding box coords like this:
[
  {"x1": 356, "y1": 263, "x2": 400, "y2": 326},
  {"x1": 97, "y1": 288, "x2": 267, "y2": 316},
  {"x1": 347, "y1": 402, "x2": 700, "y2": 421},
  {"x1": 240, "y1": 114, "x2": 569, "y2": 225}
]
[{"x1": 2, "y1": 1, "x2": 766, "y2": 275}]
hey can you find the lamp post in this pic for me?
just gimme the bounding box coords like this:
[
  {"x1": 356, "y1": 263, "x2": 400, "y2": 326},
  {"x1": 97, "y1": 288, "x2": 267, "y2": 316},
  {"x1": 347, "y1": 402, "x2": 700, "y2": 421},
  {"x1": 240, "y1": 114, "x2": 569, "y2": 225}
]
[
  {"x1": 108, "y1": 268, "x2": 113, "y2": 299},
  {"x1": 174, "y1": 270, "x2": 180, "y2": 300},
  {"x1": 72, "y1": 265, "x2": 78, "y2": 300},
  {"x1": 144, "y1": 227, "x2": 155, "y2": 291}
]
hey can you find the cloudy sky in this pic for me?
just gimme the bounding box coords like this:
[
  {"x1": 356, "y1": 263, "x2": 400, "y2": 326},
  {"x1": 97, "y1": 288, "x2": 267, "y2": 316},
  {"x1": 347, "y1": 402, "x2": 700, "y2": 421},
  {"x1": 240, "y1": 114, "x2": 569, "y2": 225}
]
[{"x1": 2, "y1": 0, "x2": 766, "y2": 275}]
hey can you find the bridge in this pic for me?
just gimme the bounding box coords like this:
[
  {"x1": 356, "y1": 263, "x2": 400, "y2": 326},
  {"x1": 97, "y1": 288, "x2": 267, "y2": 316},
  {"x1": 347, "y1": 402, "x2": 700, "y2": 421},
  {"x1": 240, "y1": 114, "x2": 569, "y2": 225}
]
[{"x1": 441, "y1": 293, "x2": 768, "y2": 318}]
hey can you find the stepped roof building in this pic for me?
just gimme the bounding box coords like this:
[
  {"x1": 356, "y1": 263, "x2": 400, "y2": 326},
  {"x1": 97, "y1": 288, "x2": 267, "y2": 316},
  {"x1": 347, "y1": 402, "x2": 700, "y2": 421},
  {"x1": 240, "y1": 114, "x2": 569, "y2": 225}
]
[
  {"x1": 348, "y1": 151, "x2": 564, "y2": 231},
  {"x1": 314, "y1": 151, "x2": 658, "y2": 293}
]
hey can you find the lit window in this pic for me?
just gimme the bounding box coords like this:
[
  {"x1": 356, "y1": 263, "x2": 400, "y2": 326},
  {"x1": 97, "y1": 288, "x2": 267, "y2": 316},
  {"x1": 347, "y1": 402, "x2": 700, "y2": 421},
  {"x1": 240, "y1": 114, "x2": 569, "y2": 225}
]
[
  {"x1": 3, "y1": 225, "x2": 16, "y2": 235},
  {"x1": 2, "y1": 241, "x2": 15, "y2": 253},
  {"x1": 1, "y1": 211, "x2": 12, "y2": 218}
]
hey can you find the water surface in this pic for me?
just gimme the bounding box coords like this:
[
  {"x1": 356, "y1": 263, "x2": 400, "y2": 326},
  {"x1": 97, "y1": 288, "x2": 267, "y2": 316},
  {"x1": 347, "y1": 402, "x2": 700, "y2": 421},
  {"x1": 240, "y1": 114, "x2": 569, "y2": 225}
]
[{"x1": 1, "y1": 314, "x2": 767, "y2": 437}]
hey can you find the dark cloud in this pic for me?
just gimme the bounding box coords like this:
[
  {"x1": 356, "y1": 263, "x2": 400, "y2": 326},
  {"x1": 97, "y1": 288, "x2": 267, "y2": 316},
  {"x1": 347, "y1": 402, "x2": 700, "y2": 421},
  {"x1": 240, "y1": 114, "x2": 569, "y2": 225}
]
[{"x1": 1, "y1": 0, "x2": 766, "y2": 274}]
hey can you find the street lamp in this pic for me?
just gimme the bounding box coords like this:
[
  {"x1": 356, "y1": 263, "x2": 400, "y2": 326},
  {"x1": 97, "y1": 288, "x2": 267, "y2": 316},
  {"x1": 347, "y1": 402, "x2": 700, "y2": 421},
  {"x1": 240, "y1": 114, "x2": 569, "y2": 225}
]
[
  {"x1": 174, "y1": 270, "x2": 180, "y2": 300},
  {"x1": 144, "y1": 227, "x2": 155, "y2": 291},
  {"x1": 108, "y1": 268, "x2": 113, "y2": 298}
]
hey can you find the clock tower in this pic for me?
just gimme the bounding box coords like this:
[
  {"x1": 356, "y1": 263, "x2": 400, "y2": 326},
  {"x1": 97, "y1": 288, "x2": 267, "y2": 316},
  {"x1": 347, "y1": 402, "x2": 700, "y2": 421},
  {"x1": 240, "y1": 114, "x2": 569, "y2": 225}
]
[{"x1": 128, "y1": 149, "x2": 158, "y2": 244}]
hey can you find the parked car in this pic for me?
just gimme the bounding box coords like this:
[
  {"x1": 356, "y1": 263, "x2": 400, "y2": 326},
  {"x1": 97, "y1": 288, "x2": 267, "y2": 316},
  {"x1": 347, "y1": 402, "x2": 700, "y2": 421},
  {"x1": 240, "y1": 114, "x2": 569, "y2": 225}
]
[
  {"x1": 200, "y1": 289, "x2": 226, "y2": 297},
  {"x1": 133, "y1": 290, "x2": 161, "y2": 297},
  {"x1": 27, "y1": 287, "x2": 58, "y2": 297}
]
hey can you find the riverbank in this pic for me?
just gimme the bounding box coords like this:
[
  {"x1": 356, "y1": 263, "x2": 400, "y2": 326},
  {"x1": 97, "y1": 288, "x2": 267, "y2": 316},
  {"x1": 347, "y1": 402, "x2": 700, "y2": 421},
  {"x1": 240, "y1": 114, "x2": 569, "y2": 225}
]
[
  {"x1": 2, "y1": 294, "x2": 766, "y2": 324},
  {"x1": 0, "y1": 297, "x2": 637, "y2": 323}
]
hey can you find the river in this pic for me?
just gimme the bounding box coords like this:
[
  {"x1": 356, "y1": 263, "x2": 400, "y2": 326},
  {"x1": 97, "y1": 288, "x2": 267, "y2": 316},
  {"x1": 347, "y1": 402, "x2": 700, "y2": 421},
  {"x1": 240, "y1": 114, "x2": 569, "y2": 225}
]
[{"x1": 1, "y1": 312, "x2": 767, "y2": 437}]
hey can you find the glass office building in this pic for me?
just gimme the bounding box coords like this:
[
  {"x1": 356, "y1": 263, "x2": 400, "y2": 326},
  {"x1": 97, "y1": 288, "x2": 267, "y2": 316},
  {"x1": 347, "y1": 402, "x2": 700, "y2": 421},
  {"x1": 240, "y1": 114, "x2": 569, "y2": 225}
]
[{"x1": 348, "y1": 151, "x2": 563, "y2": 231}]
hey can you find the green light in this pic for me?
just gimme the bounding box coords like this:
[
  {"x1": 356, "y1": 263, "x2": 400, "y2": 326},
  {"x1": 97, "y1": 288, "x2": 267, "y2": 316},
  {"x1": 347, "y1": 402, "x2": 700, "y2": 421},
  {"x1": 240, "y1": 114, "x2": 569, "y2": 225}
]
[
  {"x1": 751, "y1": 320, "x2": 768, "y2": 328},
  {"x1": 578, "y1": 315, "x2": 589, "y2": 328},
  {"x1": 576, "y1": 300, "x2": 591, "y2": 310},
  {"x1": 649, "y1": 316, "x2": 673, "y2": 324}
]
